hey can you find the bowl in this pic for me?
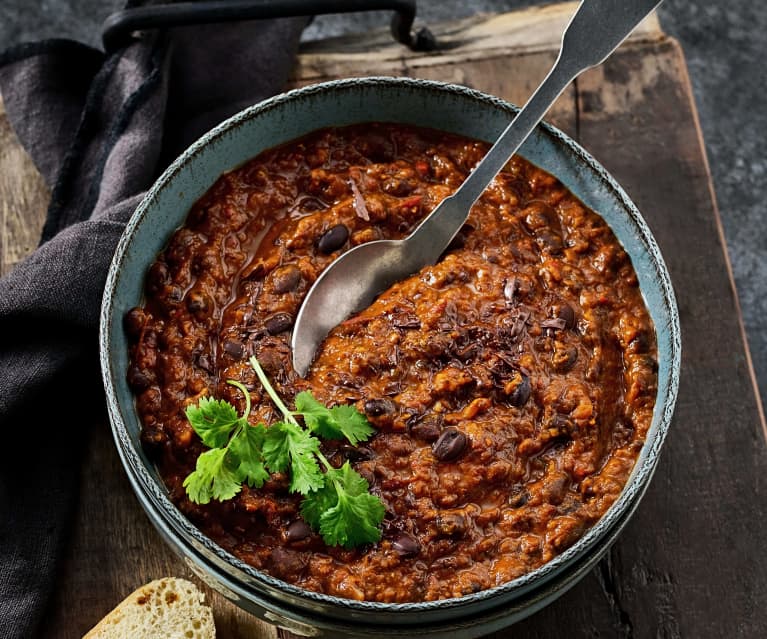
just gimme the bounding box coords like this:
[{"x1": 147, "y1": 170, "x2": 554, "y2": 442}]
[{"x1": 100, "y1": 77, "x2": 681, "y2": 637}]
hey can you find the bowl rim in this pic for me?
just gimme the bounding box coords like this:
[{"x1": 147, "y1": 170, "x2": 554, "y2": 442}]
[{"x1": 100, "y1": 75, "x2": 681, "y2": 614}]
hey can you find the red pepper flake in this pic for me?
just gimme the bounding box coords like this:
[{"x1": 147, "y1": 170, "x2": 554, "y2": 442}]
[
  {"x1": 415, "y1": 160, "x2": 430, "y2": 177},
  {"x1": 400, "y1": 195, "x2": 422, "y2": 211}
]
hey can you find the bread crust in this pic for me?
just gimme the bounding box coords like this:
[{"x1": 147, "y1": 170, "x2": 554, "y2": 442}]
[{"x1": 83, "y1": 577, "x2": 215, "y2": 639}]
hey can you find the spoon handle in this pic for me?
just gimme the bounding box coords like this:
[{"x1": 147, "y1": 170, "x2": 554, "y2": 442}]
[{"x1": 407, "y1": 0, "x2": 662, "y2": 261}]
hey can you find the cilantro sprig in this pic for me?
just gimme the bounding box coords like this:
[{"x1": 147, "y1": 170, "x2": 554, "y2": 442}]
[
  {"x1": 183, "y1": 381, "x2": 268, "y2": 503},
  {"x1": 182, "y1": 356, "x2": 385, "y2": 549}
]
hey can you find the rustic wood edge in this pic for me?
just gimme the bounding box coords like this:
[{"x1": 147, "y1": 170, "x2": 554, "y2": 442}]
[
  {"x1": 293, "y1": 2, "x2": 663, "y2": 81},
  {"x1": 0, "y1": 95, "x2": 50, "y2": 276},
  {"x1": 666, "y1": 39, "x2": 767, "y2": 441}
]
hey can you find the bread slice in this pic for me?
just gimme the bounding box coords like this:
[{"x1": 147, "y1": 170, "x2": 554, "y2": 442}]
[{"x1": 83, "y1": 577, "x2": 215, "y2": 639}]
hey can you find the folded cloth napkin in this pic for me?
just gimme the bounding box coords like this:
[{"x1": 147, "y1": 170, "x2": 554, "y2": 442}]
[{"x1": 0, "y1": 14, "x2": 307, "y2": 638}]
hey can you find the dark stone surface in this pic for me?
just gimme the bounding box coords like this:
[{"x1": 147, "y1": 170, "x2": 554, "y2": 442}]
[{"x1": 1, "y1": 0, "x2": 764, "y2": 405}]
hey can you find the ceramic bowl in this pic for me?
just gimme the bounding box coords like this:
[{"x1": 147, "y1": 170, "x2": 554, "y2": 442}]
[{"x1": 100, "y1": 77, "x2": 681, "y2": 636}]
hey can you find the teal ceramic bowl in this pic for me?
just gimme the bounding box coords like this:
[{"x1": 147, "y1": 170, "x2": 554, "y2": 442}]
[{"x1": 100, "y1": 77, "x2": 681, "y2": 636}]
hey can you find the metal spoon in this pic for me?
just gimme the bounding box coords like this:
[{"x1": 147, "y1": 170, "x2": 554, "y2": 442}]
[{"x1": 292, "y1": 0, "x2": 662, "y2": 377}]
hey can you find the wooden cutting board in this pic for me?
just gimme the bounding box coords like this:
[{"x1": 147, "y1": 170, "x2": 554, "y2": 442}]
[{"x1": 2, "y1": 3, "x2": 765, "y2": 637}]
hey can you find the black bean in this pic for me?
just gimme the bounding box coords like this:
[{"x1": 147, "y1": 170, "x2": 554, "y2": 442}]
[
  {"x1": 317, "y1": 224, "x2": 349, "y2": 254},
  {"x1": 127, "y1": 366, "x2": 153, "y2": 391},
  {"x1": 409, "y1": 415, "x2": 443, "y2": 442},
  {"x1": 507, "y1": 372, "x2": 531, "y2": 407},
  {"x1": 435, "y1": 512, "x2": 467, "y2": 537},
  {"x1": 536, "y1": 229, "x2": 564, "y2": 253},
  {"x1": 123, "y1": 308, "x2": 146, "y2": 340},
  {"x1": 358, "y1": 133, "x2": 395, "y2": 163},
  {"x1": 265, "y1": 313, "x2": 293, "y2": 335},
  {"x1": 550, "y1": 415, "x2": 575, "y2": 438},
  {"x1": 392, "y1": 532, "x2": 420, "y2": 557},
  {"x1": 553, "y1": 346, "x2": 578, "y2": 372},
  {"x1": 186, "y1": 291, "x2": 211, "y2": 318},
  {"x1": 146, "y1": 261, "x2": 169, "y2": 295},
  {"x1": 341, "y1": 445, "x2": 374, "y2": 462},
  {"x1": 140, "y1": 425, "x2": 168, "y2": 460},
  {"x1": 522, "y1": 202, "x2": 564, "y2": 254},
  {"x1": 364, "y1": 398, "x2": 396, "y2": 418},
  {"x1": 509, "y1": 489, "x2": 530, "y2": 508},
  {"x1": 222, "y1": 338, "x2": 246, "y2": 359},
  {"x1": 285, "y1": 519, "x2": 312, "y2": 543},
  {"x1": 432, "y1": 427, "x2": 468, "y2": 461},
  {"x1": 628, "y1": 330, "x2": 651, "y2": 354},
  {"x1": 554, "y1": 303, "x2": 576, "y2": 330},
  {"x1": 271, "y1": 264, "x2": 302, "y2": 294},
  {"x1": 269, "y1": 547, "x2": 305, "y2": 579}
]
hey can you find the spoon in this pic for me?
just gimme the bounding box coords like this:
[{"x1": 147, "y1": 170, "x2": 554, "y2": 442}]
[{"x1": 292, "y1": 0, "x2": 662, "y2": 377}]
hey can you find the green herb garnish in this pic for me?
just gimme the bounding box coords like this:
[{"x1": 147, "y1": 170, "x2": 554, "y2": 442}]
[
  {"x1": 182, "y1": 356, "x2": 385, "y2": 549},
  {"x1": 183, "y1": 382, "x2": 268, "y2": 503}
]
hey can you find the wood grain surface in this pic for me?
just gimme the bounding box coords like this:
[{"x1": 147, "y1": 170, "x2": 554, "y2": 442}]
[
  {"x1": 1, "y1": 3, "x2": 765, "y2": 638},
  {"x1": 0, "y1": 96, "x2": 49, "y2": 276}
]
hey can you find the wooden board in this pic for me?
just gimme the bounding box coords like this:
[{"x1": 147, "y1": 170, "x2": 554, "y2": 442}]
[
  {"x1": 0, "y1": 96, "x2": 49, "y2": 275},
  {"x1": 1, "y1": 3, "x2": 765, "y2": 638}
]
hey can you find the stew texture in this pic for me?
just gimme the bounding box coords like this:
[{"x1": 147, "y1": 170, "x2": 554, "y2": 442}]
[{"x1": 125, "y1": 123, "x2": 657, "y2": 602}]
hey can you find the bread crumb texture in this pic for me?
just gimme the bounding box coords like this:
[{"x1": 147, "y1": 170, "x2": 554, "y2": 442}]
[{"x1": 83, "y1": 577, "x2": 215, "y2": 639}]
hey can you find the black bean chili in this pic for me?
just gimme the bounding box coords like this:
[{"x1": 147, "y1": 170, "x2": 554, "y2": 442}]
[{"x1": 125, "y1": 123, "x2": 657, "y2": 602}]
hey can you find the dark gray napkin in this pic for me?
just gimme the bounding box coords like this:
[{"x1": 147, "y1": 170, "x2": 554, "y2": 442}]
[{"x1": 0, "y1": 17, "x2": 306, "y2": 639}]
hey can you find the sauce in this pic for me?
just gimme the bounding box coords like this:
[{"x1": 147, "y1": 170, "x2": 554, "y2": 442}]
[{"x1": 125, "y1": 123, "x2": 657, "y2": 602}]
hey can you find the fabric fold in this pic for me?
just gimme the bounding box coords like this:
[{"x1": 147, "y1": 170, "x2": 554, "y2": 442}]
[
  {"x1": 0, "y1": 40, "x2": 104, "y2": 186},
  {"x1": 0, "y1": 16, "x2": 307, "y2": 638}
]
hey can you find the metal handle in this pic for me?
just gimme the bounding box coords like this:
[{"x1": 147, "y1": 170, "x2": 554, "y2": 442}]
[
  {"x1": 406, "y1": 0, "x2": 661, "y2": 260},
  {"x1": 102, "y1": 0, "x2": 437, "y2": 53}
]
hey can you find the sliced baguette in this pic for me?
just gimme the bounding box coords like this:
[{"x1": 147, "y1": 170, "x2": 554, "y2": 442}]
[{"x1": 83, "y1": 577, "x2": 215, "y2": 639}]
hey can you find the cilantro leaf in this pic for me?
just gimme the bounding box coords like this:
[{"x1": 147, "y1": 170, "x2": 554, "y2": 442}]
[
  {"x1": 295, "y1": 390, "x2": 374, "y2": 445},
  {"x1": 294, "y1": 391, "x2": 337, "y2": 437},
  {"x1": 261, "y1": 421, "x2": 293, "y2": 472},
  {"x1": 300, "y1": 475, "x2": 339, "y2": 530},
  {"x1": 311, "y1": 462, "x2": 385, "y2": 548},
  {"x1": 228, "y1": 423, "x2": 269, "y2": 488},
  {"x1": 185, "y1": 396, "x2": 240, "y2": 448},
  {"x1": 263, "y1": 421, "x2": 324, "y2": 494},
  {"x1": 181, "y1": 359, "x2": 385, "y2": 548},
  {"x1": 183, "y1": 448, "x2": 241, "y2": 504},
  {"x1": 328, "y1": 404, "x2": 375, "y2": 445}
]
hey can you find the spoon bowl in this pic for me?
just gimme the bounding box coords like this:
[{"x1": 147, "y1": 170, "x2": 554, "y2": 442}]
[{"x1": 292, "y1": 192, "x2": 469, "y2": 375}]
